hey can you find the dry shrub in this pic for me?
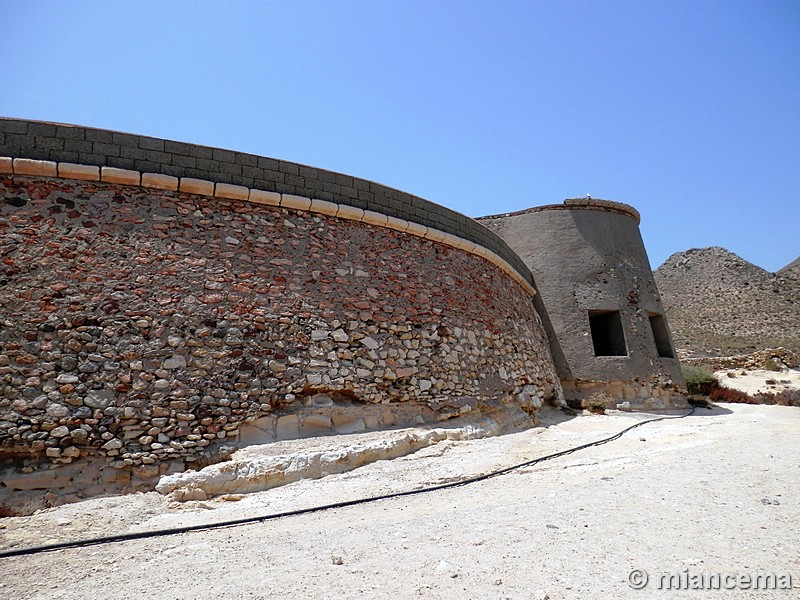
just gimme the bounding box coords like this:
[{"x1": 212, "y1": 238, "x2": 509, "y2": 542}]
[
  {"x1": 756, "y1": 388, "x2": 800, "y2": 407},
  {"x1": 587, "y1": 400, "x2": 606, "y2": 415},
  {"x1": 709, "y1": 387, "x2": 759, "y2": 404},
  {"x1": 582, "y1": 394, "x2": 610, "y2": 414},
  {"x1": 711, "y1": 387, "x2": 800, "y2": 407}
]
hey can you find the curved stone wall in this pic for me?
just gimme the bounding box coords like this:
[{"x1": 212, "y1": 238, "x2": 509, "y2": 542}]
[
  {"x1": 0, "y1": 118, "x2": 532, "y2": 286},
  {"x1": 480, "y1": 200, "x2": 687, "y2": 410},
  {"x1": 0, "y1": 137, "x2": 562, "y2": 505}
]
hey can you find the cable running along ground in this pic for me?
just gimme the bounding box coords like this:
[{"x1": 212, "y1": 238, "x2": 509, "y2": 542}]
[{"x1": 0, "y1": 407, "x2": 695, "y2": 559}]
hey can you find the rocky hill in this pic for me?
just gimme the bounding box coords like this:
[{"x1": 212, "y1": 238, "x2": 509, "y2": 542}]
[
  {"x1": 654, "y1": 247, "x2": 800, "y2": 357},
  {"x1": 778, "y1": 256, "x2": 800, "y2": 279}
]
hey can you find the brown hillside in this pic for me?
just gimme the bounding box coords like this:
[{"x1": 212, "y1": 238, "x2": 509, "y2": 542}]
[
  {"x1": 653, "y1": 247, "x2": 800, "y2": 357},
  {"x1": 778, "y1": 256, "x2": 800, "y2": 279}
]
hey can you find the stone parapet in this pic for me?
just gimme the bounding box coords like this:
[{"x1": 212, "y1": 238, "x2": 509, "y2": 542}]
[{"x1": 0, "y1": 118, "x2": 532, "y2": 286}]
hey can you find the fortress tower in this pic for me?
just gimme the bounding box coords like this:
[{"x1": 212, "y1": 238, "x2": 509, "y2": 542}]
[{"x1": 479, "y1": 199, "x2": 686, "y2": 409}]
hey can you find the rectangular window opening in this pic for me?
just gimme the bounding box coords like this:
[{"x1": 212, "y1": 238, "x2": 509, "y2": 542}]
[
  {"x1": 648, "y1": 313, "x2": 675, "y2": 358},
  {"x1": 588, "y1": 310, "x2": 628, "y2": 357}
]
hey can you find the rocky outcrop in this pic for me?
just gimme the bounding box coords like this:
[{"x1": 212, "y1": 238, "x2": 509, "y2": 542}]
[
  {"x1": 654, "y1": 247, "x2": 800, "y2": 357},
  {"x1": 681, "y1": 347, "x2": 799, "y2": 371},
  {"x1": 156, "y1": 418, "x2": 516, "y2": 501}
]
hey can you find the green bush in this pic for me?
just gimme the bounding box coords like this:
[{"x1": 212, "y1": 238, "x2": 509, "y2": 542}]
[
  {"x1": 586, "y1": 398, "x2": 607, "y2": 414},
  {"x1": 681, "y1": 365, "x2": 719, "y2": 396},
  {"x1": 763, "y1": 359, "x2": 782, "y2": 372}
]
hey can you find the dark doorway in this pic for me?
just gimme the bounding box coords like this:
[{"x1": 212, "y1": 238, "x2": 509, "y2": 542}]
[
  {"x1": 589, "y1": 310, "x2": 628, "y2": 356},
  {"x1": 648, "y1": 313, "x2": 675, "y2": 358}
]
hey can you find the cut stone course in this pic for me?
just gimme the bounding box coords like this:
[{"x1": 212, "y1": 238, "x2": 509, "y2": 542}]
[{"x1": 101, "y1": 166, "x2": 140, "y2": 185}]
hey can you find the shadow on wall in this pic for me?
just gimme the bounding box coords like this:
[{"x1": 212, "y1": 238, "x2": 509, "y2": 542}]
[
  {"x1": 530, "y1": 282, "x2": 573, "y2": 381},
  {"x1": 570, "y1": 210, "x2": 652, "y2": 272}
]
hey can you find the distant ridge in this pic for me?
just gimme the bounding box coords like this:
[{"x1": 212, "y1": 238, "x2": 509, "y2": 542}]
[
  {"x1": 653, "y1": 247, "x2": 800, "y2": 357},
  {"x1": 778, "y1": 256, "x2": 800, "y2": 280}
]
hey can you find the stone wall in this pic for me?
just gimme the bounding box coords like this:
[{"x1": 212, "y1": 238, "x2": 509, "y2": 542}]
[
  {"x1": 0, "y1": 173, "x2": 561, "y2": 502},
  {"x1": 0, "y1": 118, "x2": 531, "y2": 285},
  {"x1": 681, "y1": 348, "x2": 799, "y2": 371}
]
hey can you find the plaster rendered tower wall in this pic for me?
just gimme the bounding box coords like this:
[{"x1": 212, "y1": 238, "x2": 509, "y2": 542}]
[{"x1": 479, "y1": 199, "x2": 687, "y2": 410}]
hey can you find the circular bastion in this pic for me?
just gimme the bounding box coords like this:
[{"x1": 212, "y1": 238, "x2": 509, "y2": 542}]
[
  {"x1": 479, "y1": 199, "x2": 687, "y2": 410},
  {"x1": 0, "y1": 119, "x2": 562, "y2": 507}
]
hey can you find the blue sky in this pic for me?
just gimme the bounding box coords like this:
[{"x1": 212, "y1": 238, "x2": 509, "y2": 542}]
[{"x1": 2, "y1": 0, "x2": 798, "y2": 271}]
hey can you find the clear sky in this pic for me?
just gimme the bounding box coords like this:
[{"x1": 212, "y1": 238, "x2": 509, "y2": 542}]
[{"x1": 2, "y1": 0, "x2": 798, "y2": 272}]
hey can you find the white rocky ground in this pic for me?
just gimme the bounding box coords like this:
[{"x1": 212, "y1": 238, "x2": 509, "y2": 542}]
[
  {"x1": 1, "y1": 403, "x2": 798, "y2": 600},
  {"x1": 715, "y1": 368, "x2": 800, "y2": 396}
]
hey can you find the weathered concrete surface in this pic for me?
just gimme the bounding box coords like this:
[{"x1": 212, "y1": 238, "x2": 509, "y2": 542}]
[{"x1": 480, "y1": 200, "x2": 686, "y2": 409}]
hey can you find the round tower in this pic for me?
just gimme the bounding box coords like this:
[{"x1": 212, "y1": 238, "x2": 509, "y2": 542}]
[{"x1": 479, "y1": 198, "x2": 687, "y2": 410}]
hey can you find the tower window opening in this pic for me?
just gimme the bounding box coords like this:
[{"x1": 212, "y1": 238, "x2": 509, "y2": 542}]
[
  {"x1": 649, "y1": 313, "x2": 675, "y2": 358},
  {"x1": 588, "y1": 310, "x2": 628, "y2": 357}
]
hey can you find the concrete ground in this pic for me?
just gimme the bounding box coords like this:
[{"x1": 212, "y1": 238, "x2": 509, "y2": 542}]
[{"x1": 1, "y1": 403, "x2": 798, "y2": 600}]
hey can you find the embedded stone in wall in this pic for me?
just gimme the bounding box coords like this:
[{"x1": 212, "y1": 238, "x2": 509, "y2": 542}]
[{"x1": 0, "y1": 175, "x2": 562, "y2": 487}]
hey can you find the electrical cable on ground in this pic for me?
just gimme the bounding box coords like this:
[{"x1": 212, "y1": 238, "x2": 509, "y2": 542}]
[{"x1": 0, "y1": 406, "x2": 695, "y2": 559}]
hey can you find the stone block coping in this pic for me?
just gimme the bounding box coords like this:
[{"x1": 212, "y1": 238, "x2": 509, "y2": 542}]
[
  {"x1": 57, "y1": 162, "x2": 100, "y2": 181},
  {"x1": 101, "y1": 166, "x2": 140, "y2": 186},
  {"x1": 141, "y1": 172, "x2": 178, "y2": 191}
]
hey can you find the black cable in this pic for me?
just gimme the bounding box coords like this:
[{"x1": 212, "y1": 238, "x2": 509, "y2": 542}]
[{"x1": 0, "y1": 406, "x2": 695, "y2": 559}]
